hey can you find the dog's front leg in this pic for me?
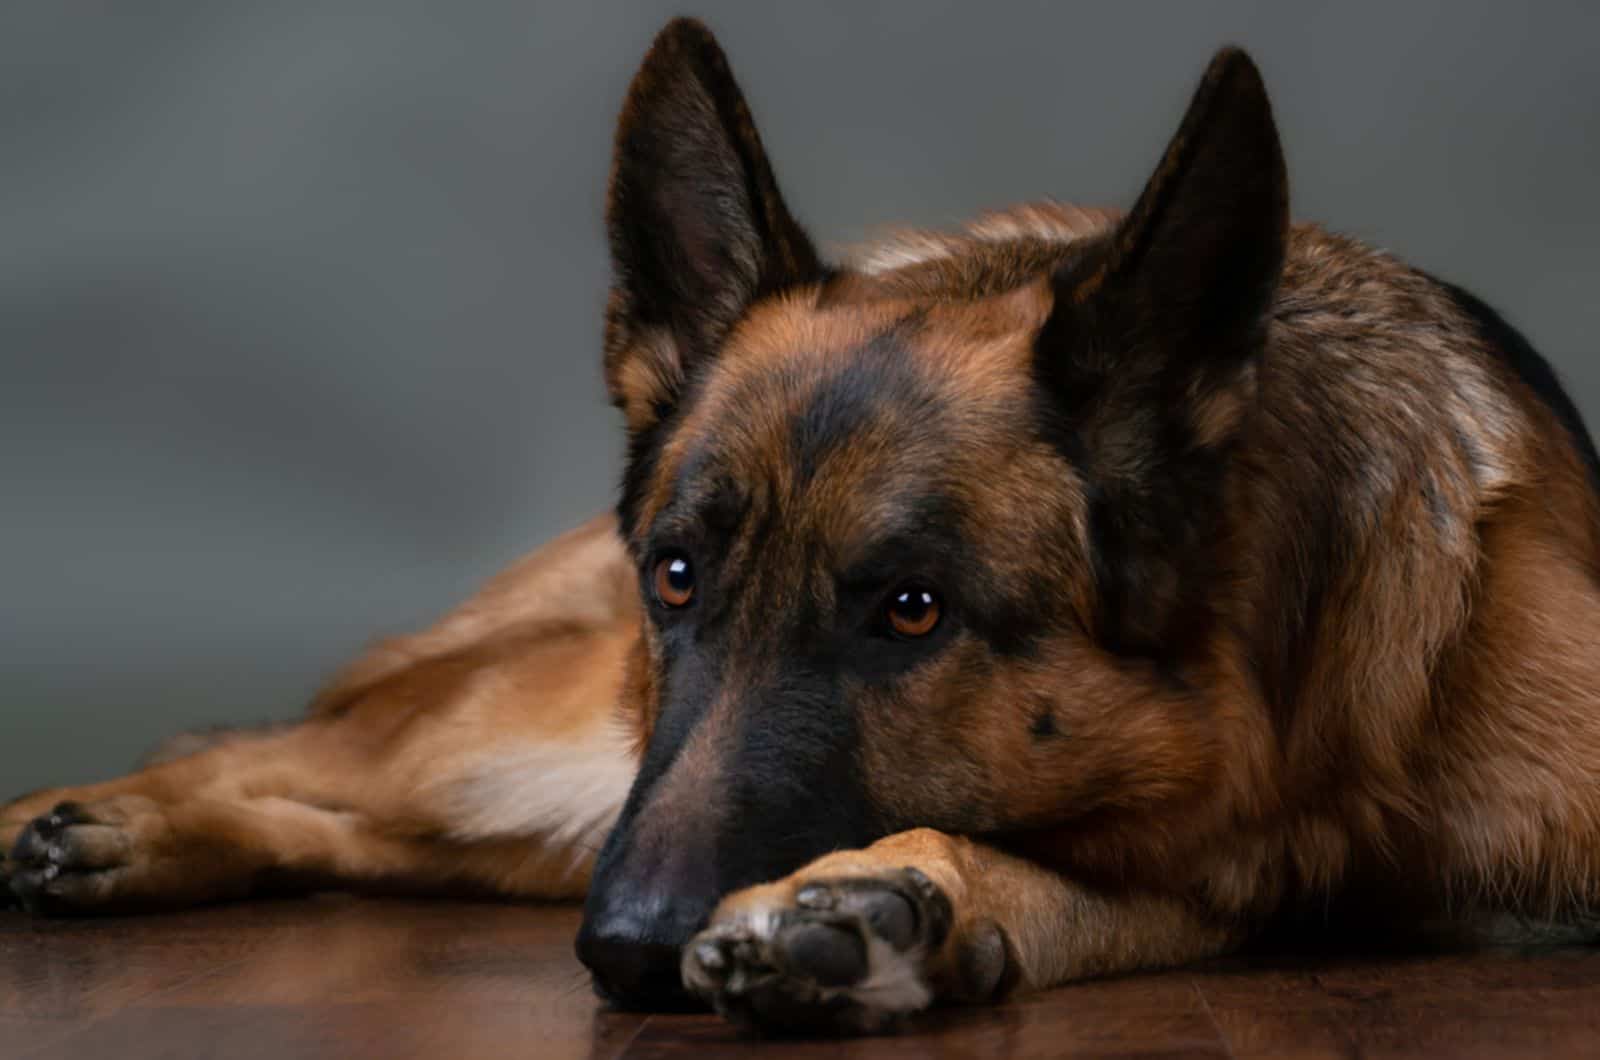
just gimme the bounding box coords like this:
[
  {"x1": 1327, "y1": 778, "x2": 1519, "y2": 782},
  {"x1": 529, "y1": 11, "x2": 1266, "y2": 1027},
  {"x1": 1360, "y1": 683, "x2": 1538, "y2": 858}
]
[{"x1": 682, "y1": 827, "x2": 1237, "y2": 1034}]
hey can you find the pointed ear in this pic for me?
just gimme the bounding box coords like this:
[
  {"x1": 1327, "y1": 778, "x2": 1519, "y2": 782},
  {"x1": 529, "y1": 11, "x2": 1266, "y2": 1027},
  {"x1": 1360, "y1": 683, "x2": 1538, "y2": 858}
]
[
  {"x1": 603, "y1": 18, "x2": 823, "y2": 433},
  {"x1": 1037, "y1": 48, "x2": 1289, "y2": 657},
  {"x1": 1054, "y1": 46, "x2": 1287, "y2": 359}
]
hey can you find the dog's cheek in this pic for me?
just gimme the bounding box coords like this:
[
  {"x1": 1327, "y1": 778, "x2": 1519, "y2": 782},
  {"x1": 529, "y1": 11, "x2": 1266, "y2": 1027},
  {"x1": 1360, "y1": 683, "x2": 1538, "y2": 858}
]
[
  {"x1": 851, "y1": 650, "x2": 1031, "y2": 834},
  {"x1": 856, "y1": 634, "x2": 1225, "y2": 835}
]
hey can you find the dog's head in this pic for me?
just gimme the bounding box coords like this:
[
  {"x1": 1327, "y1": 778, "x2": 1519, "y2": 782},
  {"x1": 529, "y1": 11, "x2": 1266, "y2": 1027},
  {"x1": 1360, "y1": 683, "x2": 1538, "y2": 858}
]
[{"x1": 577, "y1": 18, "x2": 1287, "y2": 1004}]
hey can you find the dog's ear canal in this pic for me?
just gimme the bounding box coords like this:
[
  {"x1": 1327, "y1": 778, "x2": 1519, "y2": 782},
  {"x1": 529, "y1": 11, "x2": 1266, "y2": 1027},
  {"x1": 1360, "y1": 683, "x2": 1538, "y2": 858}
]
[
  {"x1": 604, "y1": 18, "x2": 823, "y2": 433},
  {"x1": 1037, "y1": 47, "x2": 1288, "y2": 658}
]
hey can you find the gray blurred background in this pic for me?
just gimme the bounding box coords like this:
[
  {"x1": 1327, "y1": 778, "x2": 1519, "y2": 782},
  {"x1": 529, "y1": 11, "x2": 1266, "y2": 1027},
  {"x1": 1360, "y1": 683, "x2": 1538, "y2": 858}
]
[{"x1": 3, "y1": 2, "x2": 1597, "y2": 794}]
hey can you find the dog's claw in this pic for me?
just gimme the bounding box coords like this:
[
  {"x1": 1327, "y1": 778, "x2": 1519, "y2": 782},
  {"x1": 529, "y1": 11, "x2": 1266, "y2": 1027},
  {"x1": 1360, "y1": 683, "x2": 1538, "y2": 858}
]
[
  {"x1": 693, "y1": 940, "x2": 727, "y2": 974},
  {"x1": 794, "y1": 884, "x2": 833, "y2": 910}
]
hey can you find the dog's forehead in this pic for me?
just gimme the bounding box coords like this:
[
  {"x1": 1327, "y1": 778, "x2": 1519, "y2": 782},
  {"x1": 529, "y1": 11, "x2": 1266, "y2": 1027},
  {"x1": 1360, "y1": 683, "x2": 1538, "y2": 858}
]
[{"x1": 643, "y1": 282, "x2": 1055, "y2": 548}]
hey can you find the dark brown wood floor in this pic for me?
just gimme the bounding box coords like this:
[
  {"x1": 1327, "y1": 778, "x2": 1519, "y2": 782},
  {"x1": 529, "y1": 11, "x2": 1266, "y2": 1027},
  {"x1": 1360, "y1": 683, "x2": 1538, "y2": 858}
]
[{"x1": 3, "y1": 898, "x2": 1598, "y2": 1058}]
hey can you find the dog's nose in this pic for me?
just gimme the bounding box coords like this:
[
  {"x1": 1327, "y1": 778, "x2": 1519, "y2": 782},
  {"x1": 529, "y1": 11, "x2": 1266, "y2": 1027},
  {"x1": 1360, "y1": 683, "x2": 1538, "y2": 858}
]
[
  {"x1": 575, "y1": 894, "x2": 710, "y2": 1010},
  {"x1": 575, "y1": 924, "x2": 691, "y2": 1009}
]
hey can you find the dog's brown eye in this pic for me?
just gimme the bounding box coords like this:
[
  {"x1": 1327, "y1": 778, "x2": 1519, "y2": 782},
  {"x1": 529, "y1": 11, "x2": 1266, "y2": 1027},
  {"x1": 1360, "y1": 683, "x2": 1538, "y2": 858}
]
[
  {"x1": 653, "y1": 554, "x2": 695, "y2": 608},
  {"x1": 886, "y1": 586, "x2": 940, "y2": 638}
]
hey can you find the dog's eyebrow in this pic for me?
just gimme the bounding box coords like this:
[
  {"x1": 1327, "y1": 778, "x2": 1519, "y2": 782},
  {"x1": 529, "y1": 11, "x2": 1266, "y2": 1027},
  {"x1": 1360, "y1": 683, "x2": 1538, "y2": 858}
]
[
  {"x1": 651, "y1": 458, "x2": 749, "y2": 544},
  {"x1": 833, "y1": 494, "x2": 968, "y2": 589}
]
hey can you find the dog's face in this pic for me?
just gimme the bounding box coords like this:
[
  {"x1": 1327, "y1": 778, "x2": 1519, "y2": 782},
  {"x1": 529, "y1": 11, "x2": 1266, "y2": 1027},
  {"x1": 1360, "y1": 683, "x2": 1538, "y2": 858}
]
[{"x1": 578, "y1": 19, "x2": 1287, "y2": 1004}]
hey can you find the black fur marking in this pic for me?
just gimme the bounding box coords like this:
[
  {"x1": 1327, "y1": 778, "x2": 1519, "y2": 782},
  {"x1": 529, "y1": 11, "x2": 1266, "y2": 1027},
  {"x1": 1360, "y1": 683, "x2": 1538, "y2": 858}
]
[
  {"x1": 722, "y1": 668, "x2": 881, "y2": 879},
  {"x1": 584, "y1": 568, "x2": 884, "y2": 971},
  {"x1": 1434, "y1": 277, "x2": 1600, "y2": 496},
  {"x1": 1030, "y1": 48, "x2": 1285, "y2": 666},
  {"x1": 785, "y1": 316, "x2": 936, "y2": 486},
  {"x1": 1035, "y1": 328, "x2": 1246, "y2": 662}
]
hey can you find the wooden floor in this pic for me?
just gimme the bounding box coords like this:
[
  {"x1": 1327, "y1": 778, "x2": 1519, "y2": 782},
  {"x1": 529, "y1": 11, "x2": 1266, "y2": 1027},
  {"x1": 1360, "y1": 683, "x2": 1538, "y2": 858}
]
[{"x1": 3, "y1": 898, "x2": 1598, "y2": 1058}]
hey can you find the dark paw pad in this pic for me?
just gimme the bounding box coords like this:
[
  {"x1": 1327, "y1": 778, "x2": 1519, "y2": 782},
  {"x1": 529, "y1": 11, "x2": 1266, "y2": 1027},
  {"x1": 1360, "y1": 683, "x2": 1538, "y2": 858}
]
[
  {"x1": 793, "y1": 867, "x2": 951, "y2": 954},
  {"x1": 779, "y1": 921, "x2": 866, "y2": 986}
]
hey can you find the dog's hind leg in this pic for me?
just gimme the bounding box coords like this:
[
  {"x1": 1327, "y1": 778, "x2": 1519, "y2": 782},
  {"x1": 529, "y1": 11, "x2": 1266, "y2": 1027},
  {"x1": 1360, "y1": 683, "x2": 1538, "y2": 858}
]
[{"x1": 3, "y1": 515, "x2": 643, "y2": 914}]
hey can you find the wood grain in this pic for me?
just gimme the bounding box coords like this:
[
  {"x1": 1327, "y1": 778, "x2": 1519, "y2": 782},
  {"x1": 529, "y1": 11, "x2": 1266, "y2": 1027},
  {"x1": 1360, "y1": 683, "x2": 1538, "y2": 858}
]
[{"x1": 3, "y1": 899, "x2": 1597, "y2": 1058}]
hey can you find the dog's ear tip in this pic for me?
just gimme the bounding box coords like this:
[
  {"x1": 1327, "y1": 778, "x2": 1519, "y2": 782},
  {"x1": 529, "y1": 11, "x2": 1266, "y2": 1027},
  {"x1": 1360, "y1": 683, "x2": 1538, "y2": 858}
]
[
  {"x1": 616, "y1": 20, "x2": 724, "y2": 111},
  {"x1": 624, "y1": 18, "x2": 719, "y2": 98},
  {"x1": 641, "y1": 17, "x2": 725, "y2": 69},
  {"x1": 1205, "y1": 44, "x2": 1261, "y2": 75},
  {"x1": 1199, "y1": 45, "x2": 1267, "y2": 92},
  {"x1": 1163, "y1": 43, "x2": 1286, "y2": 203},
  {"x1": 654, "y1": 16, "x2": 718, "y2": 45},
  {"x1": 1196, "y1": 47, "x2": 1278, "y2": 140}
]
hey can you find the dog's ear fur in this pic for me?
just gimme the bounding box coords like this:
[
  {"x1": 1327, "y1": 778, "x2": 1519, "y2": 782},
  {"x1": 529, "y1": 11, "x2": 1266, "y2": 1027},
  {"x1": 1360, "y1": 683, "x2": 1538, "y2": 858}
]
[
  {"x1": 604, "y1": 18, "x2": 823, "y2": 434},
  {"x1": 1037, "y1": 48, "x2": 1288, "y2": 657}
]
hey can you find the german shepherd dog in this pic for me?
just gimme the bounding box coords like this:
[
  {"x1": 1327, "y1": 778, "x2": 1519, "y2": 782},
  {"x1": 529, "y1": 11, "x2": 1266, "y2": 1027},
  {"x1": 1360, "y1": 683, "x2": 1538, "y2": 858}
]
[{"x1": 5, "y1": 17, "x2": 1600, "y2": 1035}]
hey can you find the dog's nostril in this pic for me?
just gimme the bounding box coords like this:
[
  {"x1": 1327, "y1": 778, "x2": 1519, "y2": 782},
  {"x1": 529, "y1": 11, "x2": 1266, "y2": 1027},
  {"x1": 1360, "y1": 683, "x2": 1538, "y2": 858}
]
[{"x1": 577, "y1": 929, "x2": 697, "y2": 1011}]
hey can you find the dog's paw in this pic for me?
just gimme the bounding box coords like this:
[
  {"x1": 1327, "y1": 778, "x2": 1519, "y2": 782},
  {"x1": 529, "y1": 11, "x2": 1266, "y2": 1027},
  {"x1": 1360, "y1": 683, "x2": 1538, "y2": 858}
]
[
  {"x1": 682, "y1": 867, "x2": 954, "y2": 1035},
  {"x1": 4, "y1": 790, "x2": 70, "y2": 908},
  {"x1": 7, "y1": 799, "x2": 153, "y2": 915}
]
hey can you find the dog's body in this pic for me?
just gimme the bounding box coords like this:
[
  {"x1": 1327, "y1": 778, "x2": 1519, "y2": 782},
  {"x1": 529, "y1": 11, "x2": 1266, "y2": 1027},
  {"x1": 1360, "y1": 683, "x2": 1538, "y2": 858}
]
[{"x1": 6, "y1": 19, "x2": 1600, "y2": 1035}]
